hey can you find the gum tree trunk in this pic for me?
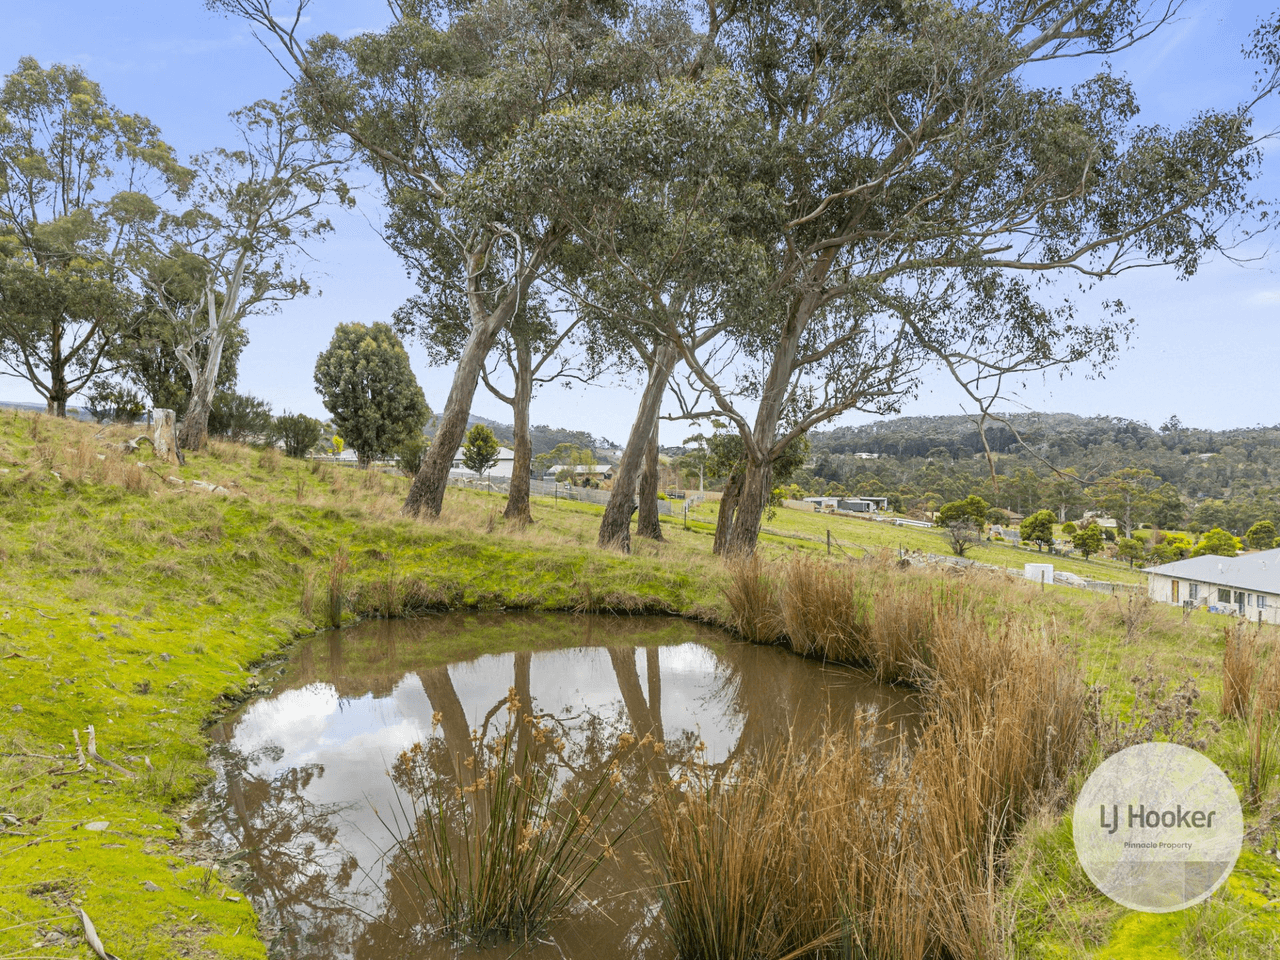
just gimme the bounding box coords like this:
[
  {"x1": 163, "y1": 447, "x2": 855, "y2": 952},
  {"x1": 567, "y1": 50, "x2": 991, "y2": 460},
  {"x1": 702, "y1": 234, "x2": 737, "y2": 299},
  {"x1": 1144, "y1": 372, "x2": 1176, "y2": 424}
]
[
  {"x1": 404, "y1": 252, "x2": 536, "y2": 518},
  {"x1": 724, "y1": 456, "x2": 775, "y2": 558},
  {"x1": 597, "y1": 341, "x2": 678, "y2": 552},
  {"x1": 636, "y1": 421, "x2": 663, "y2": 541},
  {"x1": 712, "y1": 469, "x2": 744, "y2": 556},
  {"x1": 503, "y1": 336, "x2": 534, "y2": 524},
  {"x1": 176, "y1": 335, "x2": 224, "y2": 451}
]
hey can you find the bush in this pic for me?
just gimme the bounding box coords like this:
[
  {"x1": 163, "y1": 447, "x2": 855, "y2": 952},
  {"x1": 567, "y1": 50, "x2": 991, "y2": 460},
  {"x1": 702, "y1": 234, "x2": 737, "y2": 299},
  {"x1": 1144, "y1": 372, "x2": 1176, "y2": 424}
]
[
  {"x1": 395, "y1": 433, "x2": 427, "y2": 477},
  {"x1": 85, "y1": 383, "x2": 146, "y2": 424},
  {"x1": 1192, "y1": 527, "x2": 1242, "y2": 558},
  {"x1": 208, "y1": 391, "x2": 273, "y2": 443},
  {"x1": 272, "y1": 411, "x2": 323, "y2": 458}
]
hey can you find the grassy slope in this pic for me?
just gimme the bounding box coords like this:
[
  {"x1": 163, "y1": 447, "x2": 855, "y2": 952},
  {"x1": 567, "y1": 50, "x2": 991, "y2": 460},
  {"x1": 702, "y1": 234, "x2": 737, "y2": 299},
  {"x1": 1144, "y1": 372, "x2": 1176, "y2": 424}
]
[{"x1": 0, "y1": 409, "x2": 1275, "y2": 959}]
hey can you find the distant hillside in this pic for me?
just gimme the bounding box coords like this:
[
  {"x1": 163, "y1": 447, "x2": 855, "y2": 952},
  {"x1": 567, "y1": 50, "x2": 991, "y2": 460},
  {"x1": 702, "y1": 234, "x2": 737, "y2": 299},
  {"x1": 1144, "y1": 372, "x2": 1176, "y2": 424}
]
[
  {"x1": 423, "y1": 413, "x2": 616, "y2": 459},
  {"x1": 0, "y1": 401, "x2": 94, "y2": 422}
]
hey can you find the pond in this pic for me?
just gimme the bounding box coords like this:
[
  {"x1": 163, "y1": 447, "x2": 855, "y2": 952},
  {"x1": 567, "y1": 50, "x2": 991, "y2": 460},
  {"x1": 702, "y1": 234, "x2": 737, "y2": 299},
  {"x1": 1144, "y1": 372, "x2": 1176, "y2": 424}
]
[{"x1": 196, "y1": 613, "x2": 918, "y2": 960}]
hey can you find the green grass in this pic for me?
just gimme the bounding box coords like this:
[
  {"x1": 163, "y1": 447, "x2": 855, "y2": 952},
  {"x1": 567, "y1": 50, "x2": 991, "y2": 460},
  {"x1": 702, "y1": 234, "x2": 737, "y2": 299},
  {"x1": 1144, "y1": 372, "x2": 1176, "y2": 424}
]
[{"x1": 1, "y1": 409, "x2": 1278, "y2": 959}]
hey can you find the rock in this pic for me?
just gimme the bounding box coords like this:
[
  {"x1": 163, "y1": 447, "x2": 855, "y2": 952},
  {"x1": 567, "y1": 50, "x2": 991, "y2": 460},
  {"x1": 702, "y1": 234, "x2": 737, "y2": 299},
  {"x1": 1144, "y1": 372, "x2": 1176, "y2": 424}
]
[
  {"x1": 142, "y1": 881, "x2": 161, "y2": 891},
  {"x1": 83, "y1": 821, "x2": 109, "y2": 832},
  {"x1": 166, "y1": 476, "x2": 184, "y2": 486},
  {"x1": 10, "y1": 704, "x2": 21, "y2": 713},
  {"x1": 189, "y1": 480, "x2": 230, "y2": 495}
]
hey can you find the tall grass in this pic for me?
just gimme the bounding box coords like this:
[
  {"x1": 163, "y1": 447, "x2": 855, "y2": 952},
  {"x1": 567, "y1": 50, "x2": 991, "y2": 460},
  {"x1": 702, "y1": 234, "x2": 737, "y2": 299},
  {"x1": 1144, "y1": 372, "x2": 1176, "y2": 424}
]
[
  {"x1": 665, "y1": 558, "x2": 1088, "y2": 960},
  {"x1": 722, "y1": 554, "x2": 782, "y2": 644},
  {"x1": 1223, "y1": 621, "x2": 1256, "y2": 720},
  {"x1": 730, "y1": 554, "x2": 965, "y2": 683},
  {"x1": 327, "y1": 548, "x2": 349, "y2": 628},
  {"x1": 384, "y1": 691, "x2": 639, "y2": 945}
]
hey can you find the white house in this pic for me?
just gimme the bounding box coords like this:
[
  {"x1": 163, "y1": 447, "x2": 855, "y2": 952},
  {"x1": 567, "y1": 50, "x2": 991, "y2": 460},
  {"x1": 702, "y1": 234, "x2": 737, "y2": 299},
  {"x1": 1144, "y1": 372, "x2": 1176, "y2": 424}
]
[
  {"x1": 1145, "y1": 547, "x2": 1280, "y2": 624},
  {"x1": 451, "y1": 446, "x2": 518, "y2": 478}
]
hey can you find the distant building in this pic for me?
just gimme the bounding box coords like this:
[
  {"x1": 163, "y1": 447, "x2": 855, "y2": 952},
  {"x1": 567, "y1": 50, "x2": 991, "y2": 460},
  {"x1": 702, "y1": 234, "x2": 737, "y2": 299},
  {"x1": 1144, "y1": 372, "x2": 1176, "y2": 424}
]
[
  {"x1": 1146, "y1": 548, "x2": 1280, "y2": 623},
  {"x1": 804, "y1": 496, "x2": 889, "y2": 514},
  {"x1": 546, "y1": 463, "x2": 614, "y2": 482},
  {"x1": 451, "y1": 446, "x2": 518, "y2": 478}
]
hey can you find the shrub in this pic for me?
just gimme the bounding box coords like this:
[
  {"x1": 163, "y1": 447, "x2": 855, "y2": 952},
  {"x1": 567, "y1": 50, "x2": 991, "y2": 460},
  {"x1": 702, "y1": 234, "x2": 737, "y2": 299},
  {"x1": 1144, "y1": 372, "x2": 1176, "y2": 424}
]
[
  {"x1": 208, "y1": 390, "x2": 273, "y2": 443},
  {"x1": 272, "y1": 411, "x2": 323, "y2": 458},
  {"x1": 395, "y1": 433, "x2": 428, "y2": 478}
]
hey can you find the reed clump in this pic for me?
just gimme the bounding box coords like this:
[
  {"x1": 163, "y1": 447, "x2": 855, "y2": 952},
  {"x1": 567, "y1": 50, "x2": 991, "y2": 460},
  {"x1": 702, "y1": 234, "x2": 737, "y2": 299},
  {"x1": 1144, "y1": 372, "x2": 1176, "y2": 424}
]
[
  {"x1": 326, "y1": 548, "x2": 350, "y2": 628},
  {"x1": 384, "y1": 691, "x2": 641, "y2": 946},
  {"x1": 1223, "y1": 621, "x2": 1258, "y2": 720},
  {"x1": 732, "y1": 555, "x2": 965, "y2": 683},
  {"x1": 723, "y1": 554, "x2": 783, "y2": 644},
  {"x1": 661, "y1": 561, "x2": 1088, "y2": 960}
]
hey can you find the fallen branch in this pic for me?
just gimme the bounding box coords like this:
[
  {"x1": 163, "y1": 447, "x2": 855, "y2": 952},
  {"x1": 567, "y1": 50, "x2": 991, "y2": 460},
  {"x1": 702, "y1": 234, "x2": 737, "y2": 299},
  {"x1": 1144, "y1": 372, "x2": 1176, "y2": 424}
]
[
  {"x1": 86, "y1": 726, "x2": 135, "y2": 779},
  {"x1": 76, "y1": 907, "x2": 120, "y2": 960},
  {"x1": 73, "y1": 729, "x2": 92, "y2": 772}
]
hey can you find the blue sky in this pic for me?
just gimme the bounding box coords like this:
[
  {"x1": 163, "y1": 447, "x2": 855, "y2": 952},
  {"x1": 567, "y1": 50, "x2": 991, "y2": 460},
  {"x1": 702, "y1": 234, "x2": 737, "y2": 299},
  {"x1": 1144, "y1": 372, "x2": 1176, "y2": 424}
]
[{"x1": 2, "y1": 1, "x2": 1278, "y2": 438}]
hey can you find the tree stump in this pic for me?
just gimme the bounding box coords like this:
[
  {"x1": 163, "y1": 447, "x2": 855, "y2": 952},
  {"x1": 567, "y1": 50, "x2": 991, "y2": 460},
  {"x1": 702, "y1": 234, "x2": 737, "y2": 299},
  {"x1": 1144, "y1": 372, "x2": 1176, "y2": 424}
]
[{"x1": 152, "y1": 409, "x2": 182, "y2": 465}]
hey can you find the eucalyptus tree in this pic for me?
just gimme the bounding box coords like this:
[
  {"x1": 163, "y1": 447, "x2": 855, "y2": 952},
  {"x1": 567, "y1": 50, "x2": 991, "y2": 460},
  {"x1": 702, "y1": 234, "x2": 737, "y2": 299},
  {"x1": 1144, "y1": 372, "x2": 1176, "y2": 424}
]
[
  {"x1": 395, "y1": 284, "x2": 587, "y2": 524},
  {"x1": 136, "y1": 98, "x2": 350, "y2": 450},
  {"x1": 0, "y1": 57, "x2": 190, "y2": 415},
  {"x1": 212, "y1": 0, "x2": 697, "y2": 519},
  {"x1": 504, "y1": 73, "x2": 782, "y2": 551},
  {"x1": 526, "y1": 0, "x2": 1280, "y2": 556},
  {"x1": 680, "y1": 0, "x2": 1280, "y2": 556}
]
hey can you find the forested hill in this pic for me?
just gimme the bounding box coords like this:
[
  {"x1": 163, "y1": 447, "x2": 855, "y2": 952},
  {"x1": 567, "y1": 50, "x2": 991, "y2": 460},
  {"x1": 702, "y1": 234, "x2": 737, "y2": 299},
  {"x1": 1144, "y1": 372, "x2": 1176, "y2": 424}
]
[
  {"x1": 796, "y1": 412, "x2": 1280, "y2": 536},
  {"x1": 808, "y1": 412, "x2": 1280, "y2": 461}
]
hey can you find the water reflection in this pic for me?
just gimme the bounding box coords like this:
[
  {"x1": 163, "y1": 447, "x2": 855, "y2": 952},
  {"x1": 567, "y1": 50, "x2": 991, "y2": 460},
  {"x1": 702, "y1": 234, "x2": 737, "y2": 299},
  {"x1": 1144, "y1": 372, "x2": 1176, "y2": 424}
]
[{"x1": 199, "y1": 614, "x2": 916, "y2": 960}]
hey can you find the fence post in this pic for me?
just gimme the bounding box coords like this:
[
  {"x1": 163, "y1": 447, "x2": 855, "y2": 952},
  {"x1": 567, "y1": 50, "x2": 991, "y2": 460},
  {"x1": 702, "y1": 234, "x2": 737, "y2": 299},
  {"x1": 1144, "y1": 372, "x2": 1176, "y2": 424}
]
[
  {"x1": 827, "y1": 529, "x2": 831, "y2": 555},
  {"x1": 1041, "y1": 570, "x2": 1046, "y2": 592}
]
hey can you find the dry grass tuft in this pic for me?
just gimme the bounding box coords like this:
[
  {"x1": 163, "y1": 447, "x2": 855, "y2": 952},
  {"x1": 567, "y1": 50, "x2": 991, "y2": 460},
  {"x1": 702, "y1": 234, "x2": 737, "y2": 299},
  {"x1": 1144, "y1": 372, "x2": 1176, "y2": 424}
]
[
  {"x1": 327, "y1": 548, "x2": 350, "y2": 628},
  {"x1": 722, "y1": 554, "x2": 783, "y2": 644},
  {"x1": 1223, "y1": 621, "x2": 1257, "y2": 720},
  {"x1": 257, "y1": 446, "x2": 282, "y2": 474},
  {"x1": 657, "y1": 572, "x2": 1088, "y2": 960}
]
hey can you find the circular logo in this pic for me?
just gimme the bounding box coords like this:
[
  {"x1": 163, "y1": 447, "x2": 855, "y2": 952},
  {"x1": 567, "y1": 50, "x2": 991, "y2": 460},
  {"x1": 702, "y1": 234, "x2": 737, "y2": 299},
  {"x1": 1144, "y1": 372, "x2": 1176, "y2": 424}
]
[{"x1": 1073, "y1": 742, "x2": 1242, "y2": 912}]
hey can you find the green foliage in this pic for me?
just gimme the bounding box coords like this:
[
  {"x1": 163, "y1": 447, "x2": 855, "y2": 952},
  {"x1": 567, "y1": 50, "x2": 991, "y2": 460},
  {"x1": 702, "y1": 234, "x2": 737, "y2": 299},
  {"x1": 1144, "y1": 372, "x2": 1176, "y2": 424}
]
[
  {"x1": 0, "y1": 57, "x2": 190, "y2": 416},
  {"x1": 1019, "y1": 509, "x2": 1056, "y2": 551},
  {"x1": 84, "y1": 382, "x2": 147, "y2": 424},
  {"x1": 937, "y1": 495, "x2": 989, "y2": 531},
  {"x1": 1060, "y1": 520, "x2": 1077, "y2": 535},
  {"x1": 313, "y1": 322, "x2": 430, "y2": 467},
  {"x1": 208, "y1": 390, "x2": 273, "y2": 443},
  {"x1": 1115, "y1": 537, "x2": 1146, "y2": 567},
  {"x1": 461, "y1": 424, "x2": 501, "y2": 476},
  {"x1": 271, "y1": 411, "x2": 323, "y2": 458},
  {"x1": 395, "y1": 432, "x2": 428, "y2": 478},
  {"x1": 1246, "y1": 520, "x2": 1277, "y2": 551},
  {"x1": 1071, "y1": 523, "x2": 1104, "y2": 560},
  {"x1": 1192, "y1": 527, "x2": 1243, "y2": 558},
  {"x1": 1148, "y1": 532, "x2": 1193, "y2": 565}
]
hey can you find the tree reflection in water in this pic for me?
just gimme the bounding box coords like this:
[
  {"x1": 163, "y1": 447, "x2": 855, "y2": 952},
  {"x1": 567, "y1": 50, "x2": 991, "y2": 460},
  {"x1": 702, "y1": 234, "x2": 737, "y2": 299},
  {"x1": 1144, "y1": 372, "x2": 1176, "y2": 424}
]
[
  {"x1": 197, "y1": 614, "x2": 915, "y2": 960},
  {"x1": 201, "y1": 737, "x2": 362, "y2": 958}
]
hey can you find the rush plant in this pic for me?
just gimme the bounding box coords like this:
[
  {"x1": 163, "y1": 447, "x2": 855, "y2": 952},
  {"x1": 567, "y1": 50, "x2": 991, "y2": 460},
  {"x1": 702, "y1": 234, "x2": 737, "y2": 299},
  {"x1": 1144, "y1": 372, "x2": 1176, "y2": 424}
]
[{"x1": 383, "y1": 691, "x2": 643, "y2": 945}]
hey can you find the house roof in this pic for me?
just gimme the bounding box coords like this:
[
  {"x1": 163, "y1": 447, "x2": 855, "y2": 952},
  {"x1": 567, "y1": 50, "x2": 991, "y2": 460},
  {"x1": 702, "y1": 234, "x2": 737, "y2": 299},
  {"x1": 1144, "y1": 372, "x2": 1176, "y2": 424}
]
[{"x1": 1146, "y1": 547, "x2": 1280, "y2": 594}]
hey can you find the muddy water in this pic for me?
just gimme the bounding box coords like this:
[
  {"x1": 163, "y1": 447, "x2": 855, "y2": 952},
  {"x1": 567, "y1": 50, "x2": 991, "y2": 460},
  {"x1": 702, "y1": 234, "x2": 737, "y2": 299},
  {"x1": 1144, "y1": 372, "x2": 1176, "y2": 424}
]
[{"x1": 197, "y1": 613, "x2": 917, "y2": 960}]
